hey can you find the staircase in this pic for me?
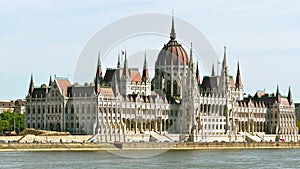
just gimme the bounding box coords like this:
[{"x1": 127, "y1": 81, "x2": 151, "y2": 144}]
[
  {"x1": 150, "y1": 132, "x2": 172, "y2": 142},
  {"x1": 243, "y1": 132, "x2": 263, "y2": 142}
]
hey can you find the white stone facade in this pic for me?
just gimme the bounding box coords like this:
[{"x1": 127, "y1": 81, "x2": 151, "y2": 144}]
[{"x1": 25, "y1": 17, "x2": 298, "y2": 142}]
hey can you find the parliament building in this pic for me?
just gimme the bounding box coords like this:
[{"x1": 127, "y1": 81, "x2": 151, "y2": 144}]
[{"x1": 25, "y1": 16, "x2": 298, "y2": 142}]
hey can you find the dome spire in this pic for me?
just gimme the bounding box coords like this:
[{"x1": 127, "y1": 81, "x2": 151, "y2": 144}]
[{"x1": 170, "y1": 10, "x2": 176, "y2": 40}]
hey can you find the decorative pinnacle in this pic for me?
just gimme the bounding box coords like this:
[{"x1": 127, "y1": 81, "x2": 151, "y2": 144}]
[
  {"x1": 144, "y1": 51, "x2": 147, "y2": 68},
  {"x1": 222, "y1": 46, "x2": 227, "y2": 68},
  {"x1": 212, "y1": 62, "x2": 215, "y2": 76},
  {"x1": 97, "y1": 50, "x2": 101, "y2": 66},
  {"x1": 117, "y1": 52, "x2": 120, "y2": 68}
]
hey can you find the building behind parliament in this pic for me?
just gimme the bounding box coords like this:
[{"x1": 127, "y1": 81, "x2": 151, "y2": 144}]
[{"x1": 25, "y1": 16, "x2": 298, "y2": 142}]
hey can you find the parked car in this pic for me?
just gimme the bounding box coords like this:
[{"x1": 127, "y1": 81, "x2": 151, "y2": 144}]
[
  {"x1": 33, "y1": 140, "x2": 39, "y2": 143},
  {"x1": 0, "y1": 140, "x2": 6, "y2": 143},
  {"x1": 71, "y1": 140, "x2": 78, "y2": 143},
  {"x1": 5, "y1": 131, "x2": 17, "y2": 136},
  {"x1": 9, "y1": 140, "x2": 18, "y2": 143},
  {"x1": 90, "y1": 139, "x2": 98, "y2": 143},
  {"x1": 60, "y1": 139, "x2": 67, "y2": 143}
]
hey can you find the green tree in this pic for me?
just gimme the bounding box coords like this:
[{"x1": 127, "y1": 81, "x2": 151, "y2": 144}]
[
  {"x1": 0, "y1": 110, "x2": 24, "y2": 135},
  {"x1": 296, "y1": 119, "x2": 300, "y2": 134}
]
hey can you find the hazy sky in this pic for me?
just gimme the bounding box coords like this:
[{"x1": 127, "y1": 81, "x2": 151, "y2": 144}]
[{"x1": 1, "y1": 0, "x2": 300, "y2": 101}]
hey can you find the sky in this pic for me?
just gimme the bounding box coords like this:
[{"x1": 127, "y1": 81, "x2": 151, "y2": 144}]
[{"x1": 1, "y1": 0, "x2": 300, "y2": 101}]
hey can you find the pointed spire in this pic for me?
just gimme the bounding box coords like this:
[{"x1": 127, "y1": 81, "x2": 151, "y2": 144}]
[
  {"x1": 288, "y1": 86, "x2": 293, "y2": 105},
  {"x1": 49, "y1": 75, "x2": 52, "y2": 86},
  {"x1": 189, "y1": 42, "x2": 194, "y2": 67},
  {"x1": 221, "y1": 46, "x2": 230, "y2": 92},
  {"x1": 122, "y1": 50, "x2": 129, "y2": 77},
  {"x1": 235, "y1": 61, "x2": 242, "y2": 88},
  {"x1": 28, "y1": 74, "x2": 34, "y2": 95},
  {"x1": 222, "y1": 46, "x2": 227, "y2": 70},
  {"x1": 97, "y1": 50, "x2": 101, "y2": 67},
  {"x1": 142, "y1": 52, "x2": 149, "y2": 82},
  {"x1": 196, "y1": 61, "x2": 200, "y2": 85},
  {"x1": 170, "y1": 10, "x2": 176, "y2": 40},
  {"x1": 113, "y1": 71, "x2": 119, "y2": 95},
  {"x1": 276, "y1": 85, "x2": 281, "y2": 102},
  {"x1": 212, "y1": 62, "x2": 215, "y2": 76},
  {"x1": 96, "y1": 51, "x2": 103, "y2": 80},
  {"x1": 117, "y1": 52, "x2": 121, "y2": 69}
]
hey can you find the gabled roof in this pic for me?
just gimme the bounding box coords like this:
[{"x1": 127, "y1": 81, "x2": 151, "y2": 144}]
[
  {"x1": 104, "y1": 68, "x2": 118, "y2": 83},
  {"x1": 99, "y1": 87, "x2": 115, "y2": 97},
  {"x1": 202, "y1": 76, "x2": 220, "y2": 90},
  {"x1": 103, "y1": 68, "x2": 142, "y2": 83},
  {"x1": 56, "y1": 78, "x2": 71, "y2": 97},
  {"x1": 67, "y1": 86, "x2": 94, "y2": 97},
  {"x1": 31, "y1": 88, "x2": 48, "y2": 98},
  {"x1": 129, "y1": 68, "x2": 142, "y2": 82},
  {"x1": 251, "y1": 93, "x2": 291, "y2": 107}
]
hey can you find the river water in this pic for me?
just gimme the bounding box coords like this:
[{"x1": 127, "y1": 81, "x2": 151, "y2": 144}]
[{"x1": 1, "y1": 149, "x2": 299, "y2": 169}]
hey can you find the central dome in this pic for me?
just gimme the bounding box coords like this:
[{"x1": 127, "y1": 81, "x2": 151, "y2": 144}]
[
  {"x1": 155, "y1": 14, "x2": 189, "y2": 67},
  {"x1": 156, "y1": 39, "x2": 188, "y2": 66}
]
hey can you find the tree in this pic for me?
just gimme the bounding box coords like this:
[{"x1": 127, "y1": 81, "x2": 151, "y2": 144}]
[
  {"x1": 0, "y1": 110, "x2": 24, "y2": 135},
  {"x1": 296, "y1": 119, "x2": 300, "y2": 134}
]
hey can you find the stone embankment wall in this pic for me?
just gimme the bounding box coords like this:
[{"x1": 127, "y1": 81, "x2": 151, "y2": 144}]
[
  {"x1": 121, "y1": 142, "x2": 300, "y2": 150},
  {"x1": 1, "y1": 142, "x2": 300, "y2": 151}
]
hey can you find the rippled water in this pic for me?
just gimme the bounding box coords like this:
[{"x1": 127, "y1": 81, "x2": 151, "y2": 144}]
[{"x1": 0, "y1": 149, "x2": 299, "y2": 169}]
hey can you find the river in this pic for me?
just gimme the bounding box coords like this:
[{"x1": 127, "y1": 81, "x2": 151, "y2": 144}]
[{"x1": 0, "y1": 149, "x2": 299, "y2": 169}]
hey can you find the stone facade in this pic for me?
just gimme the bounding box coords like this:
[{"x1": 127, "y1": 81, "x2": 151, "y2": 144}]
[
  {"x1": 25, "y1": 16, "x2": 298, "y2": 142},
  {"x1": 0, "y1": 99, "x2": 25, "y2": 114}
]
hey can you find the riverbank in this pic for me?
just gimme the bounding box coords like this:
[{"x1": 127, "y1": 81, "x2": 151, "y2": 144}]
[{"x1": 1, "y1": 142, "x2": 300, "y2": 152}]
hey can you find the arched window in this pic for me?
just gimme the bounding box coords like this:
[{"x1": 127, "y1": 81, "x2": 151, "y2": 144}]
[
  {"x1": 166, "y1": 80, "x2": 171, "y2": 95},
  {"x1": 27, "y1": 107, "x2": 30, "y2": 114},
  {"x1": 173, "y1": 80, "x2": 178, "y2": 96},
  {"x1": 71, "y1": 105, "x2": 74, "y2": 114}
]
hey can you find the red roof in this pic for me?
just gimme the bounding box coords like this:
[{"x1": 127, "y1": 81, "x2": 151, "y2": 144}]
[
  {"x1": 99, "y1": 87, "x2": 114, "y2": 97},
  {"x1": 56, "y1": 78, "x2": 71, "y2": 96},
  {"x1": 156, "y1": 40, "x2": 188, "y2": 66},
  {"x1": 130, "y1": 69, "x2": 142, "y2": 82}
]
